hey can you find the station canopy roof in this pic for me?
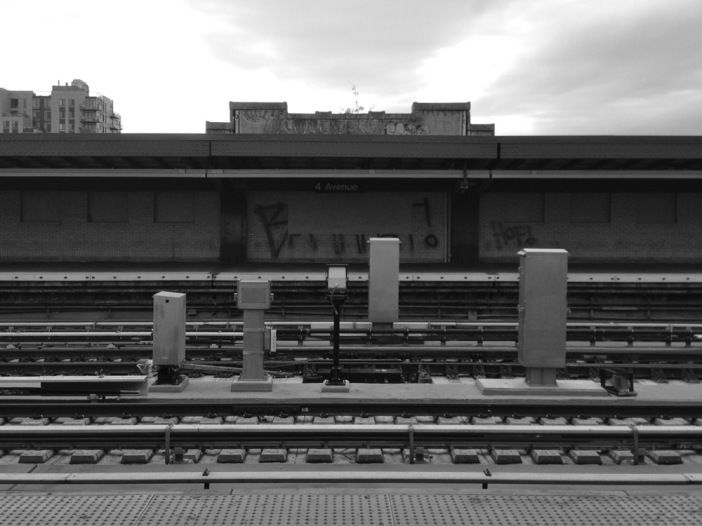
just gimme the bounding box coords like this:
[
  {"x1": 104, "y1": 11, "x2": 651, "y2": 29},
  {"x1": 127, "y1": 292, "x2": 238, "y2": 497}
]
[{"x1": 1, "y1": 134, "x2": 702, "y2": 173}]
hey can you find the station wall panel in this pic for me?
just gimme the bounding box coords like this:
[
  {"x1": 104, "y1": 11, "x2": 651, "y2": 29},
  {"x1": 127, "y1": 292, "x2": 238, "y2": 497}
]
[
  {"x1": 246, "y1": 191, "x2": 447, "y2": 262},
  {"x1": 0, "y1": 190, "x2": 220, "y2": 262},
  {"x1": 479, "y1": 192, "x2": 702, "y2": 263}
]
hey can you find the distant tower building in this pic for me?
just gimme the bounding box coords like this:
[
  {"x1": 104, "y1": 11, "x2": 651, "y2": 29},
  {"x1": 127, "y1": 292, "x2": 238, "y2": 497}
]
[
  {"x1": 206, "y1": 102, "x2": 494, "y2": 136},
  {"x1": 0, "y1": 79, "x2": 121, "y2": 134}
]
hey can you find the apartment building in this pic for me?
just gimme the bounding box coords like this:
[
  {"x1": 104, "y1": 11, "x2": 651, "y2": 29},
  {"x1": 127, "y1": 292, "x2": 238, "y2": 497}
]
[{"x1": 0, "y1": 79, "x2": 121, "y2": 134}]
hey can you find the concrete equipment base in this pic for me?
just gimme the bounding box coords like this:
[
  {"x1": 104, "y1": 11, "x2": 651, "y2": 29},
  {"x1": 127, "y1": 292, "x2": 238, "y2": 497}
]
[
  {"x1": 149, "y1": 377, "x2": 189, "y2": 393},
  {"x1": 476, "y1": 378, "x2": 608, "y2": 397},
  {"x1": 321, "y1": 380, "x2": 351, "y2": 393},
  {"x1": 231, "y1": 376, "x2": 273, "y2": 392}
]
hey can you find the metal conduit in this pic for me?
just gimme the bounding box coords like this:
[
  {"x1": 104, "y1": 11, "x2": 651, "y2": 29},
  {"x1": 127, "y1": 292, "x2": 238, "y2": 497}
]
[
  {"x1": 0, "y1": 331, "x2": 243, "y2": 338},
  {"x1": 0, "y1": 471, "x2": 699, "y2": 486}
]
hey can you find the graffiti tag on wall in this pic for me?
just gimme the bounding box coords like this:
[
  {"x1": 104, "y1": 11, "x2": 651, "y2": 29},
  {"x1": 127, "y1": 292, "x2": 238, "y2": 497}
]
[
  {"x1": 490, "y1": 221, "x2": 537, "y2": 250},
  {"x1": 248, "y1": 193, "x2": 446, "y2": 262}
]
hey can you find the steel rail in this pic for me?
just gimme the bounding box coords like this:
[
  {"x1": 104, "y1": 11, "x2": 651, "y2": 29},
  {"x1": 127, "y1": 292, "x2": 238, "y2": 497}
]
[
  {"x1": 2, "y1": 320, "x2": 701, "y2": 329},
  {"x1": 0, "y1": 398, "x2": 699, "y2": 418},
  {"x1": 0, "y1": 471, "x2": 700, "y2": 487},
  {"x1": 1, "y1": 424, "x2": 701, "y2": 450}
]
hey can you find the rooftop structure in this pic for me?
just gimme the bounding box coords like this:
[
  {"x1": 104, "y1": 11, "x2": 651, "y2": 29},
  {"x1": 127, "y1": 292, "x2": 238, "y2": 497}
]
[
  {"x1": 0, "y1": 79, "x2": 121, "y2": 134},
  {"x1": 206, "y1": 102, "x2": 494, "y2": 136}
]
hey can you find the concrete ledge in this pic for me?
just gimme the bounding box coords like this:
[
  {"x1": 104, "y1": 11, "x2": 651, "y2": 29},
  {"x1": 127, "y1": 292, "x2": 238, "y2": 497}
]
[
  {"x1": 451, "y1": 448, "x2": 480, "y2": 464},
  {"x1": 647, "y1": 450, "x2": 683, "y2": 465},
  {"x1": 19, "y1": 450, "x2": 53, "y2": 463},
  {"x1": 121, "y1": 449, "x2": 153, "y2": 464},
  {"x1": 471, "y1": 416, "x2": 501, "y2": 424},
  {"x1": 183, "y1": 449, "x2": 203, "y2": 463},
  {"x1": 55, "y1": 417, "x2": 91, "y2": 425},
  {"x1": 531, "y1": 450, "x2": 564, "y2": 465},
  {"x1": 506, "y1": 416, "x2": 535, "y2": 425},
  {"x1": 356, "y1": 448, "x2": 384, "y2": 464},
  {"x1": 476, "y1": 378, "x2": 608, "y2": 397},
  {"x1": 231, "y1": 377, "x2": 273, "y2": 392},
  {"x1": 569, "y1": 450, "x2": 602, "y2": 465},
  {"x1": 572, "y1": 417, "x2": 604, "y2": 425},
  {"x1": 321, "y1": 380, "x2": 351, "y2": 393},
  {"x1": 491, "y1": 449, "x2": 522, "y2": 464},
  {"x1": 260, "y1": 448, "x2": 287, "y2": 463},
  {"x1": 306, "y1": 448, "x2": 333, "y2": 463},
  {"x1": 217, "y1": 449, "x2": 246, "y2": 463},
  {"x1": 539, "y1": 417, "x2": 568, "y2": 425},
  {"x1": 16, "y1": 417, "x2": 50, "y2": 426},
  {"x1": 70, "y1": 450, "x2": 105, "y2": 464},
  {"x1": 104, "y1": 417, "x2": 138, "y2": 425},
  {"x1": 610, "y1": 450, "x2": 635, "y2": 464},
  {"x1": 149, "y1": 377, "x2": 189, "y2": 393}
]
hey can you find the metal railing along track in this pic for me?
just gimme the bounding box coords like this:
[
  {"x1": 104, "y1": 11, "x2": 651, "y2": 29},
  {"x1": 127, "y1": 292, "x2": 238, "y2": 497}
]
[{"x1": 2, "y1": 424, "x2": 701, "y2": 451}]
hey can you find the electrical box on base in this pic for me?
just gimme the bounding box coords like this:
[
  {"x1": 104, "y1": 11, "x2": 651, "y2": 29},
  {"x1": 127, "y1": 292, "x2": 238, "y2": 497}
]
[
  {"x1": 368, "y1": 237, "x2": 400, "y2": 323},
  {"x1": 517, "y1": 249, "x2": 568, "y2": 368},
  {"x1": 152, "y1": 291, "x2": 186, "y2": 366},
  {"x1": 237, "y1": 280, "x2": 272, "y2": 310}
]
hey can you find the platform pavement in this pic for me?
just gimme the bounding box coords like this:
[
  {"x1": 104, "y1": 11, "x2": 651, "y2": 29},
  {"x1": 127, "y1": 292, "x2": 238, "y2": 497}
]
[{"x1": 2, "y1": 468, "x2": 702, "y2": 526}]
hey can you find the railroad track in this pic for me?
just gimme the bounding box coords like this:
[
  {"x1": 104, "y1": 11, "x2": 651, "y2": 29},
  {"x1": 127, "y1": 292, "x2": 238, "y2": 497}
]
[
  {"x1": 3, "y1": 279, "x2": 702, "y2": 321},
  {"x1": 1, "y1": 422, "x2": 701, "y2": 470},
  {"x1": 1, "y1": 321, "x2": 701, "y2": 380}
]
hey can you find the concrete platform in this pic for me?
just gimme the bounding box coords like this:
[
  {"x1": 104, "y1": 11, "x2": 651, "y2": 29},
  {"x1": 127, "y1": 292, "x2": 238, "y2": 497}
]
[
  {"x1": 476, "y1": 378, "x2": 609, "y2": 397},
  {"x1": 6, "y1": 377, "x2": 702, "y2": 409},
  {"x1": 138, "y1": 377, "x2": 619, "y2": 403}
]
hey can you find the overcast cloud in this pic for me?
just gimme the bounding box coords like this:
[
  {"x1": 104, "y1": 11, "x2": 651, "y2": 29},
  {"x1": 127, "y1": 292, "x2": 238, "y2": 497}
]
[{"x1": 2, "y1": 0, "x2": 701, "y2": 134}]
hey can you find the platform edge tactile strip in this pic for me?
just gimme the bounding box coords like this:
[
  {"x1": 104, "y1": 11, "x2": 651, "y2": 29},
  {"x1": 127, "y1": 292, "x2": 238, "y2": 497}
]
[
  {"x1": 0, "y1": 493, "x2": 154, "y2": 526},
  {"x1": 387, "y1": 493, "x2": 702, "y2": 526},
  {"x1": 4, "y1": 491, "x2": 702, "y2": 525},
  {"x1": 140, "y1": 493, "x2": 395, "y2": 525}
]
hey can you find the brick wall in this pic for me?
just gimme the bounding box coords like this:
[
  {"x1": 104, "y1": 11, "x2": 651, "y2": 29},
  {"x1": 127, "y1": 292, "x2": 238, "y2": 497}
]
[
  {"x1": 0, "y1": 190, "x2": 220, "y2": 262},
  {"x1": 479, "y1": 192, "x2": 702, "y2": 263}
]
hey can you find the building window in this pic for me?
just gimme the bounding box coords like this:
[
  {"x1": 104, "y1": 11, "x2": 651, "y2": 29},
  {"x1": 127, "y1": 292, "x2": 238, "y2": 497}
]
[
  {"x1": 636, "y1": 193, "x2": 677, "y2": 224},
  {"x1": 87, "y1": 192, "x2": 128, "y2": 222},
  {"x1": 21, "y1": 191, "x2": 60, "y2": 222},
  {"x1": 10, "y1": 98, "x2": 18, "y2": 109},
  {"x1": 154, "y1": 192, "x2": 195, "y2": 223},
  {"x1": 569, "y1": 193, "x2": 610, "y2": 223}
]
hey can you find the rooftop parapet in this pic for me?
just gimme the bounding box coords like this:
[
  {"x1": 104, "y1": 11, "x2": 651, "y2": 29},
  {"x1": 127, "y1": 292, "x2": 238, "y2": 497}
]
[{"x1": 206, "y1": 101, "x2": 494, "y2": 136}]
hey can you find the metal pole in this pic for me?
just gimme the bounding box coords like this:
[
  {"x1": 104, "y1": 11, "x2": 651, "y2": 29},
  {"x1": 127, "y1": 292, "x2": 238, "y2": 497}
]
[{"x1": 328, "y1": 294, "x2": 346, "y2": 385}]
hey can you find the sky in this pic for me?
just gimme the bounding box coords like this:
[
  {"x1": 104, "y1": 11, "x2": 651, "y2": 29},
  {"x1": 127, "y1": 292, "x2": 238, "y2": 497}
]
[{"x1": 3, "y1": 0, "x2": 701, "y2": 135}]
